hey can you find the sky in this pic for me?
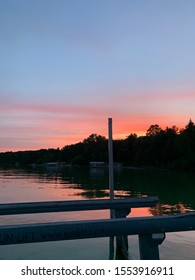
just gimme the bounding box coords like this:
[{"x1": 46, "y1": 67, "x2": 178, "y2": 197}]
[{"x1": 1, "y1": 0, "x2": 195, "y2": 152}]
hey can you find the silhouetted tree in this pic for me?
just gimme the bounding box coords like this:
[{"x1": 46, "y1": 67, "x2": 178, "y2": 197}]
[
  {"x1": 183, "y1": 119, "x2": 195, "y2": 135},
  {"x1": 83, "y1": 134, "x2": 107, "y2": 162},
  {"x1": 146, "y1": 124, "x2": 163, "y2": 136}
]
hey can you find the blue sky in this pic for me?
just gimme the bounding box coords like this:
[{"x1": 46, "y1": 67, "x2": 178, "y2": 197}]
[{"x1": 1, "y1": 0, "x2": 195, "y2": 151}]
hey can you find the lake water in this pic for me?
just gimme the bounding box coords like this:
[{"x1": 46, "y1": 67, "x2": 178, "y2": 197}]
[{"x1": 0, "y1": 166, "x2": 195, "y2": 260}]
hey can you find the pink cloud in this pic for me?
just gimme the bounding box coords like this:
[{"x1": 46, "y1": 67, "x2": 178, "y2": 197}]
[
  {"x1": 1, "y1": 91, "x2": 195, "y2": 151},
  {"x1": 0, "y1": 100, "x2": 96, "y2": 114}
]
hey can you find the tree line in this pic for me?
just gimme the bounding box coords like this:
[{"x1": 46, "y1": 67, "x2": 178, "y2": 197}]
[{"x1": 0, "y1": 119, "x2": 195, "y2": 170}]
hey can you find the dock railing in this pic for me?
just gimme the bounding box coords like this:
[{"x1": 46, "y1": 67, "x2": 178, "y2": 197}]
[{"x1": 0, "y1": 197, "x2": 195, "y2": 259}]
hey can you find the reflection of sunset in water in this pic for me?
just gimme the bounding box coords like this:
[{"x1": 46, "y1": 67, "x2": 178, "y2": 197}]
[
  {"x1": 1, "y1": 167, "x2": 195, "y2": 259},
  {"x1": 128, "y1": 207, "x2": 152, "y2": 217},
  {"x1": 150, "y1": 202, "x2": 193, "y2": 216}
]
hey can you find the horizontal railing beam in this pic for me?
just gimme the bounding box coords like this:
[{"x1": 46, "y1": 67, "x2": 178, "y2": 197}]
[
  {"x1": 0, "y1": 197, "x2": 158, "y2": 215},
  {"x1": 0, "y1": 212, "x2": 195, "y2": 246}
]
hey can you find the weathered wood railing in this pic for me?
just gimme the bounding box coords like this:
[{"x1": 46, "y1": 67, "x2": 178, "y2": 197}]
[
  {"x1": 0, "y1": 197, "x2": 195, "y2": 259},
  {"x1": 0, "y1": 197, "x2": 158, "y2": 215}
]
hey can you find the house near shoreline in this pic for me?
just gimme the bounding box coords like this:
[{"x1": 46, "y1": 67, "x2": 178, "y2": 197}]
[{"x1": 90, "y1": 161, "x2": 105, "y2": 168}]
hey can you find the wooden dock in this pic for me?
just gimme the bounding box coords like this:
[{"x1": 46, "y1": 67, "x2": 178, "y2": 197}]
[{"x1": 0, "y1": 197, "x2": 195, "y2": 259}]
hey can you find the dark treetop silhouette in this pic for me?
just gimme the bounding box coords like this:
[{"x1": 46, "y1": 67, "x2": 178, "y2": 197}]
[{"x1": 1, "y1": 120, "x2": 195, "y2": 171}]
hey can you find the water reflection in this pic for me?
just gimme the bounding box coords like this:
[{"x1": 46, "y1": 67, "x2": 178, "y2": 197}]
[
  {"x1": 1, "y1": 166, "x2": 195, "y2": 215},
  {"x1": 150, "y1": 202, "x2": 193, "y2": 216},
  {"x1": 1, "y1": 167, "x2": 195, "y2": 260}
]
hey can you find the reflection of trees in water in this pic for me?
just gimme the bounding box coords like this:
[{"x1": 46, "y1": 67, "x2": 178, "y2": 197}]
[
  {"x1": 75, "y1": 189, "x2": 109, "y2": 199},
  {"x1": 6, "y1": 167, "x2": 195, "y2": 212},
  {"x1": 150, "y1": 202, "x2": 193, "y2": 216}
]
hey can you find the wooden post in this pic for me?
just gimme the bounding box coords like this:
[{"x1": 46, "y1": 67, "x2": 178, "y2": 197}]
[
  {"x1": 108, "y1": 118, "x2": 114, "y2": 203},
  {"x1": 139, "y1": 233, "x2": 165, "y2": 260},
  {"x1": 108, "y1": 118, "x2": 115, "y2": 259},
  {"x1": 108, "y1": 118, "x2": 130, "y2": 259},
  {"x1": 115, "y1": 207, "x2": 131, "y2": 260}
]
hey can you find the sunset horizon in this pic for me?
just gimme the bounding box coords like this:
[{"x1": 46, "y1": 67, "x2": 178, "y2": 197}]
[{"x1": 1, "y1": 117, "x2": 193, "y2": 153}]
